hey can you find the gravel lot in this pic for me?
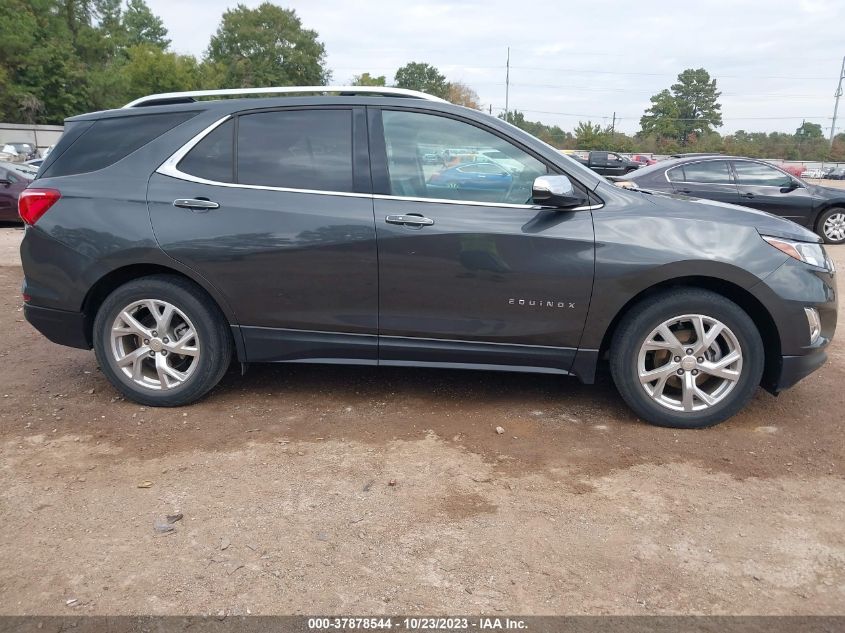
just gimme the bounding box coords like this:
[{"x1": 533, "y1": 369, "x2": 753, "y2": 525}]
[{"x1": 0, "y1": 225, "x2": 843, "y2": 616}]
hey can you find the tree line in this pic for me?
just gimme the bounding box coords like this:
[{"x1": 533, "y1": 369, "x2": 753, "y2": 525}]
[{"x1": 2, "y1": 1, "x2": 842, "y2": 161}]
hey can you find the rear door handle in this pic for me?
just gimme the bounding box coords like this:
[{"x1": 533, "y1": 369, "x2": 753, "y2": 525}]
[
  {"x1": 173, "y1": 198, "x2": 220, "y2": 210},
  {"x1": 742, "y1": 193, "x2": 755, "y2": 199},
  {"x1": 385, "y1": 214, "x2": 434, "y2": 227}
]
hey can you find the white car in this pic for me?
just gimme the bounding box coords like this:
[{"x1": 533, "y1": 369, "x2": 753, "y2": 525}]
[{"x1": 801, "y1": 168, "x2": 823, "y2": 179}]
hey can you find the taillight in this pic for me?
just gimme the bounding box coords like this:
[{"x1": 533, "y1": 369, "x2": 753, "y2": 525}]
[{"x1": 19, "y1": 188, "x2": 61, "y2": 225}]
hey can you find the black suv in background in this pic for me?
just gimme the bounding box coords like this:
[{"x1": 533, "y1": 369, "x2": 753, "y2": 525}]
[
  {"x1": 624, "y1": 155, "x2": 845, "y2": 244},
  {"x1": 18, "y1": 87, "x2": 837, "y2": 428}
]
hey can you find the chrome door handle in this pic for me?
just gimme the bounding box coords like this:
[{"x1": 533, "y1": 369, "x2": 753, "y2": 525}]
[
  {"x1": 385, "y1": 214, "x2": 434, "y2": 226},
  {"x1": 173, "y1": 198, "x2": 220, "y2": 210}
]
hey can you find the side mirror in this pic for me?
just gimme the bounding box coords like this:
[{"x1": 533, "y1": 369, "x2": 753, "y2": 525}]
[{"x1": 532, "y1": 175, "x2": 587, "y2": 208}]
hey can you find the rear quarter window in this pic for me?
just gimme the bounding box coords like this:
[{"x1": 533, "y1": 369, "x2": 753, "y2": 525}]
[{"x1": 41, "y1": 111, "x2": 198, "y2": 178}]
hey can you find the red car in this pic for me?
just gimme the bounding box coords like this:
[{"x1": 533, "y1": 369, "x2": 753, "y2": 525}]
[
  {"x1": 0, "y1": 162, "x2": 32, "y2": 221},
  {"x1": 631, "y1": 154, "x2": 657, "y2": 166}
]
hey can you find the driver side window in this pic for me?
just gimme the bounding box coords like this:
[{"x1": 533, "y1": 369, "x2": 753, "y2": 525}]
[{"x1": 380, "y1": 110, "x2": 549, "y2": 205}]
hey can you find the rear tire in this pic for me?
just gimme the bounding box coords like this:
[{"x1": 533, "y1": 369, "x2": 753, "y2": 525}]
[
  {"x1": 610, "y1": 289, "x2": 764, "y2": 428},
  {"x1": 93, "y1": 275, "x2": 232, "y2": 406},
  {"x1": 816, "y1": 207, "x2": 845, "y2": 245}
]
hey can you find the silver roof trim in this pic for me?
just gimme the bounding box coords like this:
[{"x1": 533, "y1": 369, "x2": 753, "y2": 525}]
[{"x1": 124, "y1": 86, "x2": 448, "y2": 108}]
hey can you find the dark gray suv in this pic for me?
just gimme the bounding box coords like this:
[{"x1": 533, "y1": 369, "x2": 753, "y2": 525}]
[{"x1": 18, "y1": 87, "x2": 838, "y2": 428}]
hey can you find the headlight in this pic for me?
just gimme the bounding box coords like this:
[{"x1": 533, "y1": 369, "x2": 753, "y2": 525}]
[{"x1": 761, "y1": 235, "x2": 829, "y2": 269}]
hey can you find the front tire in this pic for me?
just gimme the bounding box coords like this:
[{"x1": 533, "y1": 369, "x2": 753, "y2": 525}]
[
  {"x1": 816, "y1": 207, "x2": 845, "y2": 245},
  {"x1": 610, "y1": 289, "x2": 764, "y2": 428},
  {"x1": 93, "y1": 275, "x2": 232, "y2": 406}
]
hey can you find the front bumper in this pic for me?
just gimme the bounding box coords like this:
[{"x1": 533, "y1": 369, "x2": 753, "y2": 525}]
[
  {"x1": 24, "y1": 303, "x2": 90, "y2": 350},
  {"x1": 770, "y1": 348, "x2": 828, "y2": 393}
]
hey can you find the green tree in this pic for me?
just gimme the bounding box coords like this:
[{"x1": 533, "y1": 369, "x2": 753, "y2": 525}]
[
  {"x1": 394, "y1": 62, "x2": 449, "y2": 99},
  {"x1": 205, "y1": 3, "x2": 329, "y2": 88},
  {"x1": 795, "y1": 121, "x2": 823, "y2": 140},
  {"x1": 123, "y1": 0, "x2": 169, "y2": 49},
  {"x1": 573, "y1": 120, "x2": 611, "y2": 150},
  {"x1": 641, "y1": 69, "x2": 722, "y2": 145},
  {"x1": 122, "y1": 44, "x2": 201, "y2": 101},
  {"x1": 351, "y1": 72, "x2": 386, "y2": 86}
]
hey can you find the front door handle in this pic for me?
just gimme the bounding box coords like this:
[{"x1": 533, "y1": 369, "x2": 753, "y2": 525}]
[
  {"x1": 385, "y1": 214, "x2": 434, "y2": 227},
  {"x1": 742, "y1": 193, "x2": 755, "y2": 199},
  {"x1": 173, "y1": 198, "x2": 220, "y2": 210}
]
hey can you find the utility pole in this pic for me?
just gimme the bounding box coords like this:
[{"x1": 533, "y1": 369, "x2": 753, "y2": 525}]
[
  {"x1": 610, "y1": 111, "x2": 616, "y2": 143},
  {"x1": 830, "y1": 55, "x2": 845, "y2": 147},
  {"x1": 504, "y1": 47, "x2": 510, "y2": 122}
]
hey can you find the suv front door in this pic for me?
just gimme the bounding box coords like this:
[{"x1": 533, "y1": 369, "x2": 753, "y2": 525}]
[
  {"x1": 147, "y1": 107, "x2": 379, "y2": 363},
  {"x1": 731, "y1": 160, "x2": 814, "y2": 226},
  {"x1": 370, "y1": 108, "x2": 595, "y2": 374}
]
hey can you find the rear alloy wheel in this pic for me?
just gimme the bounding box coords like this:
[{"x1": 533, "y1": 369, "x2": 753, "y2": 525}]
[
  {"x1": 610, "y1": 289, "x2": 764, "y2": 428},
  {"x1": 94, "y1": 275, "x2": 232, "y2": 406},
  {"x1": 818, "y1": 207, "x2": 845, "y2": 244}
]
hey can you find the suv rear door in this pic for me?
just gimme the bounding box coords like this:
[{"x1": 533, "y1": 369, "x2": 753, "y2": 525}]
[
  {"x1": 666, "y1": 159, "x2": 739, "y2": 206},
  {"x1": 369, "y1": 108, "x2": 595, "y2": 374},
  {"x1": 147, "y1": 106, "x2": 379, "y2": 363}
]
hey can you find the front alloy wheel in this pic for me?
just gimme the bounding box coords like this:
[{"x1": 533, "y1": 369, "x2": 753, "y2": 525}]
[
  {"x1": 821, "y1": 209, "x2": 845, "y2": 244},
  {"x1": 638, "y1": 315, "x2": 742, "y2": 412},
  {"x1": 610, "y1": 289, "x2": 764, "y2": 428}
]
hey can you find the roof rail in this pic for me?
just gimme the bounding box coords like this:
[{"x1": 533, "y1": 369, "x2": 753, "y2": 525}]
[{"x1": 123, "y1": 86, "x2": 448, "y2": 108}]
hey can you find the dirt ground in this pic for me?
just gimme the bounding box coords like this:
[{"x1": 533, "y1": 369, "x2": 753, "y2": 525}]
[{"x1": 0, "y1": 225, "x2": 843, "y2": 616}]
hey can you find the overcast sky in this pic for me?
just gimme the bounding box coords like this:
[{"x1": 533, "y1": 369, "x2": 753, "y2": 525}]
[{"x1": 145, "y1": 0, "x2": 844, "y2": 135}]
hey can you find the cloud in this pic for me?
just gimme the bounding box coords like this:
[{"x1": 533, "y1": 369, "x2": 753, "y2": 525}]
[{"x1": 146, "y1": 0, "x2": 844, "y2": 134}]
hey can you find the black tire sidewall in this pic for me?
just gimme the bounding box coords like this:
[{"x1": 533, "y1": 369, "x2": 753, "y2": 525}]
[
  {"x1": 93, "y1": 276, "x2": 231, "y2": 407},
  {"x1": 611, "y1": 290, "x2": 764, "y2": 428}
]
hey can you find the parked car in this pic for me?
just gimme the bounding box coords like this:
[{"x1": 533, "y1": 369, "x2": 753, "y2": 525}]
[
  {"x1": 24, "y1": 158, "x2": 43, "y2": 169},
  {"x1": 827, "y1": 167, "x2": 845, "y2": 180},
  {"x1": 631, "y1": 154, "x2": 657, "y2": 166},
  {"x1": 476, "y1": 149, "x2": 525, "y2": 173},
  {"x1": 780, "y1": 164, "x2": 805, "y2": 178},
  {"x1": 0, "y1": 162, "x2": 32, "y2": 221},
  {"x1": 572, "y1": 150, "x2": 641, "y2": 175},
  {"x1": 802, "y1": 167, "x2": 824, "y2": 179},
  {"x1": 3, "y1": 142, "x2": 38, "y2": 161},
  {"x1": 428, "y1": 161, "x2": 513, "y2": 194},
  {"x1": 623, "y1": 155, "x2": 845, "y2": 244},
  {"x1": 18, "y1": 86, "x2": 837, "y2": 429}
]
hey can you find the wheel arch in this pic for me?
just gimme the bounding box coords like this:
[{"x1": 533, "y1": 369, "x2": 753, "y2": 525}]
[
  {"x1": 597, "y1": 276, "x2": 782, "y2": 390},
  {"x1": 81, "y1": 263, "x2": 243, "y2": 359}
]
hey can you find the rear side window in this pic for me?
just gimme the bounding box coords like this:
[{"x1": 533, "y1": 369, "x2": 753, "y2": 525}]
[
  {"x1": 236, "y1": 109, "x2": 353, "y2": 192},
  {"x1": 42, "y1": 111, "x2": 197, "y2": 178},
  {"x1": 674, "y1": 160, "x2": 731, "y2": 184},
  {"x1": 178, "y1": 119, "x2": 234, "y2": 183}
]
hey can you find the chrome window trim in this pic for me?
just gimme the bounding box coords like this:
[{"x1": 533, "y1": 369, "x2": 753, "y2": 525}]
[{"x1": 157, "y1": 114, "x2": 604, "y2": 211}]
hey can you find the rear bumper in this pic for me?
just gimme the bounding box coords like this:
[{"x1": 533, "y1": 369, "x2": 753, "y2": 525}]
[{"x1": 24, "y1": 303, "x2": 90, "y2": 350}]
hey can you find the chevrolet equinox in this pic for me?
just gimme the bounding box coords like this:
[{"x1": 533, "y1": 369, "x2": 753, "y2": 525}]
[{"x1": 18, "y1": 86, "x2": 838, "y2": 428}]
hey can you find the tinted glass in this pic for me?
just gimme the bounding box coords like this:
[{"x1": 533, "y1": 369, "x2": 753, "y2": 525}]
[
  {"x1": 733, "y1": 161, "x2": 793, "y2": 187},
  {"x1": 666, "y1": 166, "x2": 684, "y2": 182},
  {"x1": 178, "y1": 119, "x2": 234, "y2": 183},
  {"x1": 42, "y1": 111, "x2": 197, "y2": 178},
  {"x1": 678, "y1": 160, "x2": 731, "y2": 184},
  {"x1": 381, "y1": 110, "x2": 549, "y2": 204},
  {"x1": 236, "y1": 109, "x2": 353, "y2": 192}
]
